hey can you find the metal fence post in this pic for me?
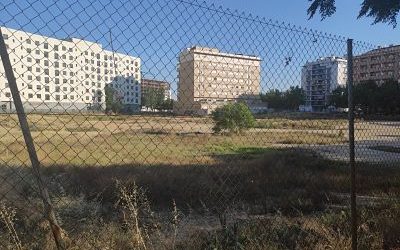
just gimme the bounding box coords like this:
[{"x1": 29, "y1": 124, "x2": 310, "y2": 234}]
[
  {"x1": 347, "y1": 38, "x2": 357, "y2": 250},
  {"x1": 0, "y1": 28, "x2": 67, "y2": 249}
]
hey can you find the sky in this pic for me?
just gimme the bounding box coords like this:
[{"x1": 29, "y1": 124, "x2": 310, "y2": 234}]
[
  {"x1": 0, "y1": 0, "x2": 396, "y2": 95},
  {"x1": 207, "y1": 0, "x2": 398, "y2": 46}
]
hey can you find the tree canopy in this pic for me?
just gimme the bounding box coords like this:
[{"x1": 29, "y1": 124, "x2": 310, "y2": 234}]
[
  {"x1": 260, "y1": 86, "x2": 305, "y2": 111},
  {"x1": 308, "y1": 0, "x2": 400, "y2": 27},
  {"x1": 329, "y1": 79, "x2": 400, "y2": 115}
]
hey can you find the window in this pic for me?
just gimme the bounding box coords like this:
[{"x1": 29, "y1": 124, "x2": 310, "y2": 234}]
[
  {"x1": 37, "y1": 85, "x2": 41, "y2": 90},
  {"x1": 27, "y1": 57, "x2": 32, "y2": 63},
  {"x1": 26, "y1": 39, "x2": 31, "y2": 44},
  {"x1": 36, "y1": 94, "x2": 41, "y2": 98},
  {"x1": 44, "y1": 69, "x2": 49, "y2": 75},
  {"x1": 55, "y1": 70, "x2": 59, "y2": 76},
  {"x1": 28, "y1": 75, "x2": 32, "y2": 80},
  {"x1": 68, "y1": 48, "x2": 73, "y2": 52},
  {"x1": 44, "y1": 43, "x2": 48, "y2": 49},
  {"x1": 3, "y1": 34, "x2": 8, "y2": 39},
  {"x1": 45, "y1": 94, "x2": 50, "y2": 100},
  {"x1": 55, "y1": 78, "x2": 60, "y2": 84},
  {"x1": 36, "y1": 68, "x2": 40, "y2": 73},
  {"x1": 63, "y1": 79, "x2": 67, "y2": 84},
  {"x1": 35, "y1": 50, "x2": 40, "y2": 55},
  {"x1": 5, "y1": 93, "x2": 11, "y2": 98},
  {"x1": 55, "y1": 95, "x2": 60, "y2": 101},
  {"x1": 26, "y1": 48, "x2": 31, "y2": 53},
  {"x1": 35, "y1": 41, "x2": 39, "y2": 46},
  {"x1": 45, "y1": 77, "x2": 49, "y2": 84},
  {"x1": 70, "y1": 95, "x2": 74, "y2": 100},
  {"x1": 54, "y1": 45, "x2": 59, "y2": 51},
  {"x1": 44, "y1": 52, "x2": 49, "y2": 58},
  {"x1": 55, "y1": 62, "x2": 59, "y2": 68},
  {"x1": 63, "y1": 87, "x2": 67, "y2": 91},
  {"x1": 63, "y1": 95, "x2": 67, "y2": 100},
  {"x1": 36, "y1": 76, "x2": 41, "y2": 81},
  {"x1": 44, "y1": 60, "x2": 49, "y2": 66},
  {"x1": 28, "y1": 93, "x2": 33, "y2": 99},
  {"x1": 70, "y1": 80, "x2": 74, "y2": 84},
  {"x1": 54, "y1": 53, "x2": 59, "y2": 59},
  {"x1": 55, "y1": 87, "x2": 60, "y2": 92},
  {"x1": 28, "y1": 84, "x2": 33, "y2": 89},
  {"x1": 62, "y1": 46, "x2": 66, "y2": 51}
]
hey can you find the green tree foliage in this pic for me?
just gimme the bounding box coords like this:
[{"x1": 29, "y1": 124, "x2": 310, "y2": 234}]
[
  {"x1": 329, "y1": 79, "x2": 400, "y2": 115},
  {"x1": 260, "y1": 86, "x2": 304, "y2": 110},
  {"x1": 105, "y1": 85, "x2": 123, "y2": 114},
  {"x1": 142, "y1": 88, "x2": 165, "y2": 111},
  {"x1": 212, "y1": 102, "x2": 255, "y2": 134},
  {"x1": 329, "y1": 86, "x2": 348, "y2": 108},
  {"x1": 159, "y1": 98, "x2": 174, "y2": 111},
  {"x1": 308, "y1": 0, "x2": 400, "y2": 27}
]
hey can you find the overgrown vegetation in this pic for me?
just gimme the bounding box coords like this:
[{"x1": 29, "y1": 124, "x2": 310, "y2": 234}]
[
  {"x1": 212, "y1": 102, "x2": 255, "y2": 134},
  {"x1": 1, "y1": 150, "x2": 400, "y2": 249}
]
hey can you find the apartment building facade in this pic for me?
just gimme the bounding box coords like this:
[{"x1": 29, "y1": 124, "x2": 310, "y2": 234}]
[
  {"x1": 301, "y1": 56, "x2": 347, "y2": 111},
  {"x1": 175, "y1": 46, "x2": 261, "y2": 115},
  {"x1": 354, "y1": 45, "x2": 400, "y2": 85},
  {"x1": 0, "y1": 26, "x2": 141, "y2": 112},
  {"x1": 141, "y1": 78, "x2": 171, "y2": 101}
]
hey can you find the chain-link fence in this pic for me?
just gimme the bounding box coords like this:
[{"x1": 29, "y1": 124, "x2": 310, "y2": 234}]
[{"x1": 0, "y1": 0, "x2": 399, "y2": 249}]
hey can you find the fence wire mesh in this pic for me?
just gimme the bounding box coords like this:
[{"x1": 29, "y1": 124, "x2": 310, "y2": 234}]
[{"x1": 0, "y1": 0, "x2": 399, "y2": 249}]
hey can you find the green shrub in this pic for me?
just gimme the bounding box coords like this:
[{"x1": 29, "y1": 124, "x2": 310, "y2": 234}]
[{"x1": 212, "y1": 102, "x2": 255, "y2": 134}]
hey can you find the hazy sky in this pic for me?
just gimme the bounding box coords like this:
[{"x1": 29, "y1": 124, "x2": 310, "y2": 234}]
[{"x1": 207, "y1": 0, "x2": 397, "y2": 46}]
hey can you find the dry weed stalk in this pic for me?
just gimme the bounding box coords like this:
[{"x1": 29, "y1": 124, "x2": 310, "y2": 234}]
[{"x1": 0, "y1": 203, "x2": 23, "y2": 250}]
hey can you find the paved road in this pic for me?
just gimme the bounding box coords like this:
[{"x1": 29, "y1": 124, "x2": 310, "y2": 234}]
[{"x1": 310, "y1": 121, "x2": 400, "y2": 165}]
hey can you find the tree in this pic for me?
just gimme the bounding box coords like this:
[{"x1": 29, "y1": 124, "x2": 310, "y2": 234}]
[
  {"x1": 308, "y1": 0, "x2": 400, "y2": 27},
  {"x1": 284, "y1": 86, "x2": 305, "y2": 110},
  {"x1": 260, "y1": 86, "x2": 304, "y2": 111},
  {"x1": 142, "y1": 88, "x2": 165, "y2": 111},
  {"x1": 212, "y1": 102, "x2": 255, "y2": 134},
  {"x1": 105, "y1": 85, "x2": 123, "y2": 114},
  {"x1": 159, "y1": 98, "x2": 174, "y2": 111},
  {"x1": 260, "y1": 89, "x2": 283, "y2": 109},
  {"x1": 329, "y1": 86, "x2": 348, "y2": 108}
]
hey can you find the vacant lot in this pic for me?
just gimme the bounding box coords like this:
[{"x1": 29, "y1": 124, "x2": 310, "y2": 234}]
[{"x1": 0, "y1": 113, "x2": 350, "y2": 166}]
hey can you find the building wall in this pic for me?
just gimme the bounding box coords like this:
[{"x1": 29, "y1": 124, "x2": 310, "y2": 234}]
[
  {"x1": 354, "y1": 45, "x2": 400, "y2": 85},
  {"x1": 175, "y1": 46, "x2": 261, "y2": 115},
  {"x1": 301, "y1": 57, "x2": 347, "y2": 111},
  {"x1": 141, "y1": 78, "x2": 171, "y2": 101},
  {"x1": 0, "y1": 26, "x2": 141, "y2": 112}
]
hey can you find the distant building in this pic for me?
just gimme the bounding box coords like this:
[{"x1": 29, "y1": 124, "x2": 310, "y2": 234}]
[
  {"x1": 141, "y1": 78, "x2": 171, "y2": 101},
  {"x1": 0, "y1": 26, "x2": 141, "y2": 112},
  {"x1": 174, "y1": 46, "x2": 261, "y2": 115},
  {"x1": 301, "y1": 56, "x2": 347, "y2": 112},
  {"x1": 354, "y1": 45, "x2": 399, "y2": 85}
]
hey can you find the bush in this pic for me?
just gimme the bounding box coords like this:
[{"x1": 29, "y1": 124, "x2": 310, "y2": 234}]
[{"x1": 212, "y1": 102, "x2": 255, "y2": 134}]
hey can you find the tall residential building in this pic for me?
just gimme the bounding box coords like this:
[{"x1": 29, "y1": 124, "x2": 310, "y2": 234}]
[
  {"x1": 141, "y1": 78, "x2": 171, "y2": 101},
  {"x1": 0, "y1": 26, "x2": 141, "y2": 112},
  {"x1": 301, "y1": 56, "x2": 347, "y2": 111},
  {"x1": 354, "y1": 45, "x2": 400, "y2": 85},
  {"x1": 174, "y1": 46, "x2": 261, "y2": 115}
]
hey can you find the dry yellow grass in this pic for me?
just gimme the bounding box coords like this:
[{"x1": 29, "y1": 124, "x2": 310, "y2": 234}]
[{"x1": 0, "y1": 113, "x2": 347, "y2": 167}]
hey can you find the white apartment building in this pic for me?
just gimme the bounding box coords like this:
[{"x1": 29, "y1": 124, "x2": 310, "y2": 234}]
[
  {"x1": 0, "y1": 26, "x2": 141, "y2": 112},
  {"x1": 301, "y1": 56, "x2": 347, "y2": 111},
  {"x1": 175, "y1": 46, "x2": 261, "y2": 115}
]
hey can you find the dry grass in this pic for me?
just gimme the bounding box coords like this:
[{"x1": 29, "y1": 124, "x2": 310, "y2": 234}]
[{"x1": 0, "y1": 113, "x2": 347, "y2": 166}]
